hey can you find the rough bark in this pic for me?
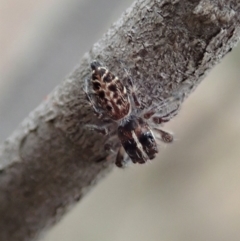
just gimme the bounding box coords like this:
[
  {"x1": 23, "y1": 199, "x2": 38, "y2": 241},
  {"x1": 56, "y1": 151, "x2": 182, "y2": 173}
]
[{"x1": 0, "y1": 0, "x2": 239, "y2": 240}]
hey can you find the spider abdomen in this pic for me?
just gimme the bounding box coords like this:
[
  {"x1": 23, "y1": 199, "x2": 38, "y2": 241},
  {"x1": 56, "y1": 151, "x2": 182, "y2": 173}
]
[{"x1": 91, "y1": 61, "x2": 130, "y2": 121}]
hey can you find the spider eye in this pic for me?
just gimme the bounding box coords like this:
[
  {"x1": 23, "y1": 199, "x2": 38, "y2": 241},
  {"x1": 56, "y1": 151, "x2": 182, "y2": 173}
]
[
  {"x1": 139, "y1": 132, "x2": 154, "y2": 146},
  {"x1": 139, "y1": 132, "x2": 158, "y2": 160}
]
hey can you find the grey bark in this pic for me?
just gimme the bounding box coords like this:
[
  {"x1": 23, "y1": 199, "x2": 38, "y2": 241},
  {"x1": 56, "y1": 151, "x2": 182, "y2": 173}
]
[{"x1": 0, "y1": 0, "x2": 239, "y2": 240}]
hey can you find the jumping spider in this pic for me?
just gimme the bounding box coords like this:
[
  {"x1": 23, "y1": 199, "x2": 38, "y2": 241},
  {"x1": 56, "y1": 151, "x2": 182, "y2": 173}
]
[{"x1": 84, "y1": 61, "x2": 177, "y2": 167}]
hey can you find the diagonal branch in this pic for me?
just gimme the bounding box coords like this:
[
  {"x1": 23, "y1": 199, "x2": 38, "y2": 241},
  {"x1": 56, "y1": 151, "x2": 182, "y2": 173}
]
[{"x1": 0, "y1": 0, "x2": 240, "y2": 240}]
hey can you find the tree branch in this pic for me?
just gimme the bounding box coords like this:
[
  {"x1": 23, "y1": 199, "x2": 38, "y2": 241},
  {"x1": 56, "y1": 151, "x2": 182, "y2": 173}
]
[{"x1": 0, "y1": 0, "x2": 240, "y2": 240}]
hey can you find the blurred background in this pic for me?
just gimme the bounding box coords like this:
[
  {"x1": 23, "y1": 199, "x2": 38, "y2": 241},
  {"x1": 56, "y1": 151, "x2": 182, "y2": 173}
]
[{"x1": 1, "y1": 0, "x2": 240, "y2": 240}]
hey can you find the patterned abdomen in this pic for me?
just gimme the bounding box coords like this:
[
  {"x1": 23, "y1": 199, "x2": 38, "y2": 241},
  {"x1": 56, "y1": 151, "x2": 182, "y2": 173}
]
[{"x1": 91, "y1": 61, "x2": 130, "y2": 121}]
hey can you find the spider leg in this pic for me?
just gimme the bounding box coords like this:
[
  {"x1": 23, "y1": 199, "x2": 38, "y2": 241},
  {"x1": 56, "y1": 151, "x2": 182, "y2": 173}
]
[
  {"x1": 84, "y1": 78, "x2": 104, "y2": 118},
  {"x1": 84, "y1": 124, "x2": 109, "y2": 135},
  {"x1": 154, "y1": 128, "x2": 174, "y2": 143},
  {"x1": 143, "y1": 109, "x2": 156, "y2": 119},
  {"x1": 117, "y1": 59, "x2": 141, "y2": 108},
  {"x1": 103, "y1": 134, "x2": 119, "y2": 153},
  {"x1": 115, "y1": 146, "x2": 131, "y2": 168},
  {"x1": 141, "y1": 87, "x2": 186, "y2": 125},
  {"x1": 126, "y1": 76, "x2": 141, "y2": 108},
  {"x1": 104, "y1": 143, "x2": 116, "y2": 153}
]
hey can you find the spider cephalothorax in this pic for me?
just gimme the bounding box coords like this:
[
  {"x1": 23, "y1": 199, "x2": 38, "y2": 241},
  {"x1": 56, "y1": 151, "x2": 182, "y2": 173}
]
[
  {"x1": 117, "y1": 116, "x2": 158, "y2": 165},
  {"x1": 85, "y1": 61, "x2": 176, "y2": 167}
]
